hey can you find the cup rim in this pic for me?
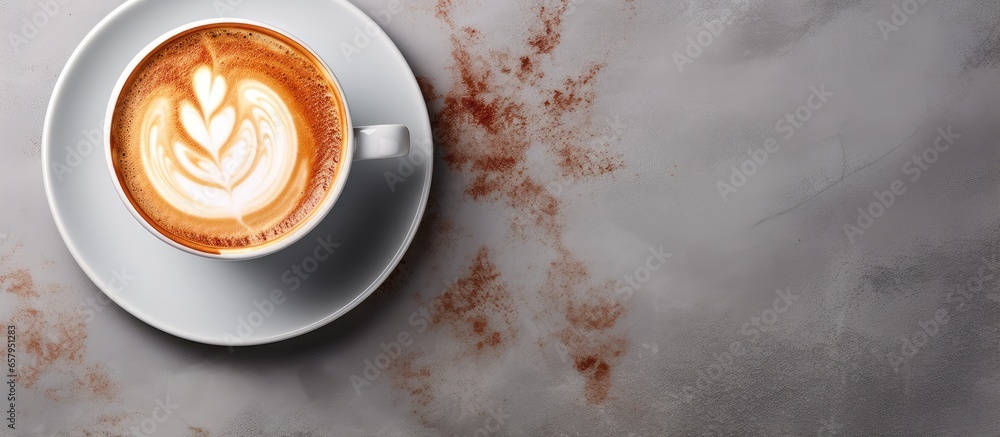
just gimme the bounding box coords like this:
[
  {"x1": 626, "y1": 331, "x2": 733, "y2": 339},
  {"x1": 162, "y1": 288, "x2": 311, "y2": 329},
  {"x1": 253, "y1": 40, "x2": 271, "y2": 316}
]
[{"x1": 104, "y1": 18, "x2": 355, "y2": 261}]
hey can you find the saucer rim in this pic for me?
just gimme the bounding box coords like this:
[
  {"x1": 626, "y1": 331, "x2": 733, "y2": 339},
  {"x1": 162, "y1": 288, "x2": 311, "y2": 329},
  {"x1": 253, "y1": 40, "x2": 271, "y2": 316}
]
[{"x1": 41, "y1": 0, "x2": 433, "y2": 346}]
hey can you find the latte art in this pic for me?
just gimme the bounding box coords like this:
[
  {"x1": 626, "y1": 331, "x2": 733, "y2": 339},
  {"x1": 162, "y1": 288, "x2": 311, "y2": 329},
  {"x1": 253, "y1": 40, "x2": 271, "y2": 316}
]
[
  {"x1": 142, "y1": 66, "x2": 298, "y2": 220},
  {"x1": 110, "y1": 24, "x2": 347, "y2": 254}
]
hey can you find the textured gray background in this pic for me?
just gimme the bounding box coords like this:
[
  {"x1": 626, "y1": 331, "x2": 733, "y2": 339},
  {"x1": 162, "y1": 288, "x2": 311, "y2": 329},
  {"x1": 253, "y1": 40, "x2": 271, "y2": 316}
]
[{"x1": 2, "y1": 0, "x2": 1000, "y2": 435}]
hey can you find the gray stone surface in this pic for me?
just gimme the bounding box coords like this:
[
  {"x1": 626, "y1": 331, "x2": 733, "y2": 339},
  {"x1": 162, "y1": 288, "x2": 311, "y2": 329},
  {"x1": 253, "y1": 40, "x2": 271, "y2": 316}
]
[{"x1": 1, "y1": 0, "x2": 999, "y2": 435}]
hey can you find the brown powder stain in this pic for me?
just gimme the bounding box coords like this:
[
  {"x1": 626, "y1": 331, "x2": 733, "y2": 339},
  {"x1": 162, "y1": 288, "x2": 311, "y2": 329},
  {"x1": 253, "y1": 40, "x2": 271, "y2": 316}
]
[
  {"x1": 188, "y1": 426, "x2": 211, "y2": 436},
  {"x1": 387, "y1": 0, "x2": 631, "y2": 412},
  {"x1": 543, "y1": 248, "x2": 629, "y2": 404},
  {"x1": 1, "y1": 269, "x2": 37, "y2": 297},
  {"x1": 435, "y1": 0, "x2": 456, "y2": 25},
  {"x1": 70, "y1": 413, "x2": 143, "y2": 436},
  {"x1": 0, "y1": 242, "x2": 20, "y2": 265},
  {"x1": 383, "y1": 246, "x2": 515, "y2": 424},
  {"x1": 19, "y1": 303, "x2": 87, "y2": 388},
  {"x1": 561, "y1": 296, "x2": 627, "y2": 404},
  {"x1": 0, "y1": 242, "x2": 120, "y2": 403},
  {"x1": 560, "y1": 329, "x2": 627, "y2": 405},
  {"x1": 432, "y1": 1, "x2": 622, "y2": 206},
  {"x1": 97, "y1": 414, "x2": 127, "y2": 427},
  {"x1": 567, "y1": 297, "x2": 625, "y2": 331},
  {"x1": 516, "y1": 55, "x2": 535, "y2": 82},
  {"x1": 431, "y1": 246, "x2": 517, "y2": 354},
  {"x1": 85, "y1": 364, "x2": 120, "y2": 401},
  {"x1": 390, "y1": 353, "x2": 435, "y2": 412},
  {"x1": 545, "y1": 65, "x2": 602, "y2": 116},
  {"x1": 573, "y1": 354, "x2": 618, "y2": 403},
  {"x1": 417, "y1": 76, "x2": 438, "y2": 104},
  {"x1": 528, "y1": 1, "x2": 570, "y2": 55},
  {"x1": 43, "y1": 367, "x2": 118, "y2": 403}
]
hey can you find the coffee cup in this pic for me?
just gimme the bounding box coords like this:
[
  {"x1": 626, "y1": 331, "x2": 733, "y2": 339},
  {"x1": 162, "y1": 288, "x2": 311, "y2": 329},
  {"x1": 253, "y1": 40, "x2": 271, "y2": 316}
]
[{"x1": 105, "y1": 18, "x2": 409, "y2": 260}]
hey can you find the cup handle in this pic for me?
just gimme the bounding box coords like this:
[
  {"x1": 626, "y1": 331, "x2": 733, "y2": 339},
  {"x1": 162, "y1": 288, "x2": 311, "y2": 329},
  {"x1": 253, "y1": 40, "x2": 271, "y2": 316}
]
[{"x1": 353, "y1": 125, "x2": 410, "y2": 161}]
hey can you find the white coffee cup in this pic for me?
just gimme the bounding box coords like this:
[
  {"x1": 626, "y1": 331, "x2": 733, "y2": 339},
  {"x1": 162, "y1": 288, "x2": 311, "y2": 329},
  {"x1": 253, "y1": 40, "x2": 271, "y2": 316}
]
[{"x1": 104, "y1": 18, "x2": 409, "y2": 260}]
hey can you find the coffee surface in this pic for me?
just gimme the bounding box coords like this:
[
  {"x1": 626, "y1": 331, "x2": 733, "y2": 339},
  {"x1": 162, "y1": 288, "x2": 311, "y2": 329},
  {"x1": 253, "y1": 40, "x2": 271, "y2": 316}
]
[{"x1": 110, "y1": 23, "x2": 346, "y2": 254}]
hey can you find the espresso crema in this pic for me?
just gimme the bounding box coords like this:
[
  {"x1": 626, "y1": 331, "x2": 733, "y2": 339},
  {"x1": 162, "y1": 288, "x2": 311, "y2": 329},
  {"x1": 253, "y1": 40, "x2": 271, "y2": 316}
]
[{"x1": 110, "y1": 23, "x2": 347, "y2": 254}]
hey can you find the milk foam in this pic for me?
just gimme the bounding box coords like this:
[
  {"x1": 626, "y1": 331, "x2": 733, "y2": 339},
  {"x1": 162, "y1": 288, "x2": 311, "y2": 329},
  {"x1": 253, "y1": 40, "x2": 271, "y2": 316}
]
[{"x1": 142, "y1": 66, "x2": 298, "y2": 220}]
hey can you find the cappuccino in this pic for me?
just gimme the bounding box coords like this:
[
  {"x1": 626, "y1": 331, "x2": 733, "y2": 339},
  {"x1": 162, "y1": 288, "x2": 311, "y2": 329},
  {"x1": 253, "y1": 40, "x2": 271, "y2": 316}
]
[{"x1": 109, "y1": 23, "x2": 347, "y2": 254}]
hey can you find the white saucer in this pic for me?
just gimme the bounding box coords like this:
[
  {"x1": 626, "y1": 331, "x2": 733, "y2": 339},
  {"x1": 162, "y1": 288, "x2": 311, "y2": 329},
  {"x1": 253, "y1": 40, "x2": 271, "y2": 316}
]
[{"x1": 42, "y1": 0, "x2": 432, "y2": 346}]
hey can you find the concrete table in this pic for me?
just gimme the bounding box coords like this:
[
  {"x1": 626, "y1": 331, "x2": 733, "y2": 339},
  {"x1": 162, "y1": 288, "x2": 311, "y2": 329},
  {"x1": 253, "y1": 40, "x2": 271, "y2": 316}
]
[{"x1": 1, "y1": 0, "x2": 998, "y2": 435}]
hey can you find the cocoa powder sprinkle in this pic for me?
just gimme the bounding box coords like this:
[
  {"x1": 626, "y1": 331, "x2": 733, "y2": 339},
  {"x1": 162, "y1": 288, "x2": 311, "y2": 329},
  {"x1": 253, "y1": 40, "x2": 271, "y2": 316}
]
[
  {"x1": 431, "y1": 246, "x2": 518, "y2": 354},
  {"x1": 0, "y1": 242, "x2": 120, "y2": 403},
  {"x1": 1, "y1": 269, "x2": 37, "y2": 297},
  {"x1": 390, "y1": 0, "x2": 632, "y2": 412}
]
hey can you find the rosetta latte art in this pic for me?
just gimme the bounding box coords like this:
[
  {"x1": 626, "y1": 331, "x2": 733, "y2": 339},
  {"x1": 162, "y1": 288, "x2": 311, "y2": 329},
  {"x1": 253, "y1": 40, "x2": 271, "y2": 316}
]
[
  {"x1": 141, "y1": 66, "x2": 298, "y2": 220},
  {"x1": 111, "y1": 24, "x2": 346, "y2": 253}
]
